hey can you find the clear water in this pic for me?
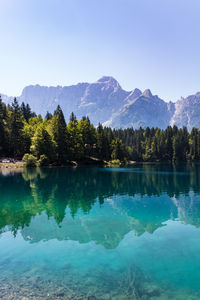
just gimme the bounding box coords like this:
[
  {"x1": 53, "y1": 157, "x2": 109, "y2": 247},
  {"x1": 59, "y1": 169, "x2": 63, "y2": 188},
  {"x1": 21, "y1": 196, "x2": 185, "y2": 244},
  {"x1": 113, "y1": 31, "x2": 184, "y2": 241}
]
[{"x1": 1, "y1": 164, "x2": 200, "y2": 299}]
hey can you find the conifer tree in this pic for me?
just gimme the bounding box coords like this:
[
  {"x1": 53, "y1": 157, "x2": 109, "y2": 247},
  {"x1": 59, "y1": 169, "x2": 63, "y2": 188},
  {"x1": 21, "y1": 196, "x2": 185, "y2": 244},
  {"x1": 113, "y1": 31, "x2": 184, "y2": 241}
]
[
  {"x1": 96, "y1": 124, "x2": 110, "y2": 160},
  {"x1": 31, "y1": 123, "x2": 56, "y2": 162},
  {"x1": 51, "y1": 105, "x2": 68, "y2": 163},
  {"x1": 9, "y1": 98, "x2": 25, "y2": 157},
  {"x1": 21, "y1": 102, "x2": 36, "y2": 122},
  {"x1": 45, "y1": 111, "x2": 53, "y2": 120},
  {"x1": 69, "y1": 112, "x2": 77, "y2": 122},
  {"x1": 78, "y1": 116, "x2": 96, "y2": 156},
  {"x1": 67, "y1": 114, "x2": 84, "y2": 160},
  {"x1": 0, "y1": 96, "x2": 7, "y2": 156},
  {"x1": 111, "y1": 138, "x2": 127, "y2": 161}
]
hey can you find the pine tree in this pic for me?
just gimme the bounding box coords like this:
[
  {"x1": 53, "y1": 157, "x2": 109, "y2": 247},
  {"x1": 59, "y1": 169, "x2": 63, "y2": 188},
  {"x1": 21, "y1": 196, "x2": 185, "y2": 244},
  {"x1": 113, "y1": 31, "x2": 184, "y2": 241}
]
[
  {"x1": 51, "y1": 105, "x2": 68, "y2": 163},
  {"x1": 21, "y1": 102, "x2": 35, "y2": 122},
  {"x1": 0, "y1": 96, "x2": 7, "y2": 156},
  {"x1": 165, "y1": 126, "x2": 173, "y2": 160},
  {"x1": 45, "y1": 111, "x2": 53, "y2": 120},
  {"x1": 31, "y1": 123, "x2": 56, "y2": 162},
  {"x1": 111, "y1": 138, "x2": 127, "y2": 161},
  {"x1": 69, "y1": 112, "x2": 77, "y2": 122},
  {"x1": 96, "y1": 124, "x2": 110, "y2": 160},
  {"x1": 78, "y1": 116, "x2": 96, "y2": 156},
  {"x1": 9, "y1": 98, "x2": 25, "y2": 157},
  {"x1": 67, "y1": 115, "x2": 84, "y2": 160}
]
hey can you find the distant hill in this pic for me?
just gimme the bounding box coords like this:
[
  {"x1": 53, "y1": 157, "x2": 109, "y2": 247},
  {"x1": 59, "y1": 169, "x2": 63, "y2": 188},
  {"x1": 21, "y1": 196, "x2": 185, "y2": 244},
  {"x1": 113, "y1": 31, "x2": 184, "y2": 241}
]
[{"x1": 1, "y1": 76, "x2": 200, "y2": 129}]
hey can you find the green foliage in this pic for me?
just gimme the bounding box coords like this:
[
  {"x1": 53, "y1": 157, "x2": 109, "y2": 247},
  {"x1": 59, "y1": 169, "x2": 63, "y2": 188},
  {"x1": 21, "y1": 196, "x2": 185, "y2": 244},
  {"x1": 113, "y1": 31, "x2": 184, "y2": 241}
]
[
  {"x1": 78, "y1": 117, "x2": 96, "y2": 156},
  {"x1": 96, "y1": 123, "x2": 110, "y2": 160},
  {"x1": 49, "y1": 106, "x2": 68, "y2": 163},
  {"x1": 22, "y1": 153, "x2": 37, "y2": 167},
  {"x1": 189, "y1": 128, "x2": 200, "y2": 160},
  {"x1": 8, "y1": 98, "x2": 25, "y2": 157},
  {"x1": 172, "y1": 127, "x2": 189, "y2": 161},
  {"x1": 69, "y1": 112, "x2": 77, "y2": 122},
  {"x1": 31, "y1": 123, "x2": 56, "y2": 162},
  {"x1": 45, "y1": 111, "x2": 53, "y2": 120},
  {"x1": 20, "y1": 102, "x2": 36, "y2": 122},
  {"x1": 108, "y1": 159, "x2": 122, "y2": 167},
  {"x1": 0, "y1": 96, "x2": 7, "y2": 155},
  {"x1": 38, "y1": 154, "x2": 49, "y2": 166},
  {"x1": 111, "y1": 138, "x2": 127, "y2": 161},
  {"x1": 1, "y1": 97, "x2": 200, "y2": 164},
  {"x1": 67, "y1": 117, "x2": 84, "y2": 160}
]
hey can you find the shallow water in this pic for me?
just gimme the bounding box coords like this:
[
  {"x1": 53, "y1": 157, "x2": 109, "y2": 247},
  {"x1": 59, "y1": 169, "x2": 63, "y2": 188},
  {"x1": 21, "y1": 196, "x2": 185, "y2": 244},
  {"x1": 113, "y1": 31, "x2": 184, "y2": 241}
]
[{"x1": 0, "y1": 163, "x2": 200, "y2": 299}]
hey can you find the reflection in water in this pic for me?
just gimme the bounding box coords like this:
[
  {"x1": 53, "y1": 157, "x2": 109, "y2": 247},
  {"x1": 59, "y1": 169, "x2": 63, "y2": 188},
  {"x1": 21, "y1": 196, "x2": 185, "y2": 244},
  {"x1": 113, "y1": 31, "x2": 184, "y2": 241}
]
[
  {"x1": 0, "y1": 164, "x2": 200, "y2": 299},
  {"x1": 1, "y1": 164, "x2": 200, "y2": 240}
]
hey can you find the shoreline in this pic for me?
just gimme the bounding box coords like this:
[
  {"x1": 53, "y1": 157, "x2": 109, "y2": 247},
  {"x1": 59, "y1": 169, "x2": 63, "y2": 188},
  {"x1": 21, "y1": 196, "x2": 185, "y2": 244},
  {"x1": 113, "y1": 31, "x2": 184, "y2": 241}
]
[
  {"x1": 0, "y1": 160, "x2": 136, "y2": 169},
  {"x1": 0, "y1": 162, "x2": 25, "y2": 169},
  {"x1": 1, "y1": 160, "x2": 197, "y2": 170}
]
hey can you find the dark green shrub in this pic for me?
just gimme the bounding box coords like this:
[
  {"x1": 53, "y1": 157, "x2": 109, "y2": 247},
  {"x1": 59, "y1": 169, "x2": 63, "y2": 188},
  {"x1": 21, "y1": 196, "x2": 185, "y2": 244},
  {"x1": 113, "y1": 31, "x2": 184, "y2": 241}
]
[
  {"x1": 22, "y1": 153, "x2": 37, "y2": 167},
  {"x1": 38, "y1": 154, "x2": 49, "y2": 166}
]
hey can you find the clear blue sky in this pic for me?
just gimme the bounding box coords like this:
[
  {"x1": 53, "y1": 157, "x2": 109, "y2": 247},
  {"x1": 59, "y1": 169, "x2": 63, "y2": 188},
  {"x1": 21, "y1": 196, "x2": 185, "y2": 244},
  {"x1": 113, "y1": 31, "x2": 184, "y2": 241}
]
[{"x1": 0, "y1": 0, "x2": 200, "y2": 101}]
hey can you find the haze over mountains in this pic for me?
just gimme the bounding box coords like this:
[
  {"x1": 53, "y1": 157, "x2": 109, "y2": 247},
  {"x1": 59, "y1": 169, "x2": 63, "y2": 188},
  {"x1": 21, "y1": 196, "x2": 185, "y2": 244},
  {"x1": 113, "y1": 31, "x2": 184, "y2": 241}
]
[{"x1": 1, "y1": 76, "x2": 200, "y2": 130}]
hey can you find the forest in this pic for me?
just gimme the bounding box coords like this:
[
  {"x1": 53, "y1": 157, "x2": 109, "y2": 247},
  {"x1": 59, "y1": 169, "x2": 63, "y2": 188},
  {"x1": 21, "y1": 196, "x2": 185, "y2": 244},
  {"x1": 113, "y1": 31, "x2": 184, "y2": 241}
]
[{"x1": 0, "y1": 96, "x2": 200, "y2": 166}]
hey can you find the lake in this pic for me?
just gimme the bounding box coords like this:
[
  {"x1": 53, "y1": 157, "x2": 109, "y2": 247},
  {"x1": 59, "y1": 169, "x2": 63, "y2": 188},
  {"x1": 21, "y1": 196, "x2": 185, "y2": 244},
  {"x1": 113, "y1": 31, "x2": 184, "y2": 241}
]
[{"x1": 0, "y1": 163, "x2": 200, "y2": 299}]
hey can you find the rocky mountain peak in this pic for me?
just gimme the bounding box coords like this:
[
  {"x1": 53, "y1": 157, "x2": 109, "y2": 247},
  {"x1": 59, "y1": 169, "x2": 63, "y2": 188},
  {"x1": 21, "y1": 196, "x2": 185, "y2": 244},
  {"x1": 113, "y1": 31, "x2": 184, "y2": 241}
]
[
  {"x1": 142, "y1": 89, "x2": 153, "y2": 98},
  {"x1": 131, "y1": 88, "x2": 142, "y2": 98},
  {"x1": 2, "y1": 77, "x2": 200, "y2": 130},
  {"x1": 96, "y1": 76, "x2": 120, "y2": 87}
]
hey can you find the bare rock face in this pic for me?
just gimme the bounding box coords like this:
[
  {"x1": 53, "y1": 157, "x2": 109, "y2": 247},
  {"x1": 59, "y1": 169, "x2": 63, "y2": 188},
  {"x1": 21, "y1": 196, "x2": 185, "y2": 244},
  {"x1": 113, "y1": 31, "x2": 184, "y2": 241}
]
[
  {"x1": 1, "y1": 77, "x2": 200, "y2": 129},
  {"x1": 104, "y1": 90, "x2": 175, "y2": 129},
  {"x1": 75, "y1": 76, "x2": 130, "y2": 123},
  {"x1": 17, "y1": 76, "x2": 131, "y2": 124},
  {"x1": 170, "y1": 93, "x2": 200, "y2": 131}
]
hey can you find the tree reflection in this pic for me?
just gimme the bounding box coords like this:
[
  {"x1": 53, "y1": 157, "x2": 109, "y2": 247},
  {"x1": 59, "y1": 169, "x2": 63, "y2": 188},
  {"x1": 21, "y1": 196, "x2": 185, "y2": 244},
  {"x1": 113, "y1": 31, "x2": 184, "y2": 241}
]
[{"x1": 0, "y1": 163, "x2": 200, "y2": 245}]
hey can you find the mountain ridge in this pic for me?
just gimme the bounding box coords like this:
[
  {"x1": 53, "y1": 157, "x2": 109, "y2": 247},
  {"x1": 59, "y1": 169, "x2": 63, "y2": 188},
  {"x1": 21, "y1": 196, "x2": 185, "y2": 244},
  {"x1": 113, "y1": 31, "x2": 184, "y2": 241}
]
[{"x1": 1, "y1": 76, "x2": 200, "y2": 130}]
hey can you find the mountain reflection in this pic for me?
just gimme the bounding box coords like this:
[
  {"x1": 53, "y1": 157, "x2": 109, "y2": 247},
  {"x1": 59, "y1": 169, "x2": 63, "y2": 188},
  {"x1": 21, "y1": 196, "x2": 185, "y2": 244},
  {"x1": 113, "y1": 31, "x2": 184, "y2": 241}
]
[{"x1": 0, "y1": 164, "x2": 200, "y2": 248}]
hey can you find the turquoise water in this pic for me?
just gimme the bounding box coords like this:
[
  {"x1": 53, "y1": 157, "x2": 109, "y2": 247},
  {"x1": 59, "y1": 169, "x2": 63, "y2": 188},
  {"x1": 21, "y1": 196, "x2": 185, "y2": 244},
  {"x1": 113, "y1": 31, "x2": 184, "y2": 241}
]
[{"x1": 1, "y1": 164, "x2": 200, "y2": 299}]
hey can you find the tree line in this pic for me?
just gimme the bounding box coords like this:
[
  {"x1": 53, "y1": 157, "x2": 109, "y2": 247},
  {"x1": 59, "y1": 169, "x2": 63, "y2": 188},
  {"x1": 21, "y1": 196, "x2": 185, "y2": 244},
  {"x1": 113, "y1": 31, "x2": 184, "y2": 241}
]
[{"x1": 0, "y1": 96, "x2": 200, "y2": 165}]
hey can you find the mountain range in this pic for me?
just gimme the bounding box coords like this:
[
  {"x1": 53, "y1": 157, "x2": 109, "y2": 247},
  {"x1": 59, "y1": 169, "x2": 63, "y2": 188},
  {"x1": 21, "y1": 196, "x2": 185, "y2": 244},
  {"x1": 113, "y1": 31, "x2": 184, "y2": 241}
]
[{"x1": 1, "y1": 76, "x2": 200, "y2": 130}]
